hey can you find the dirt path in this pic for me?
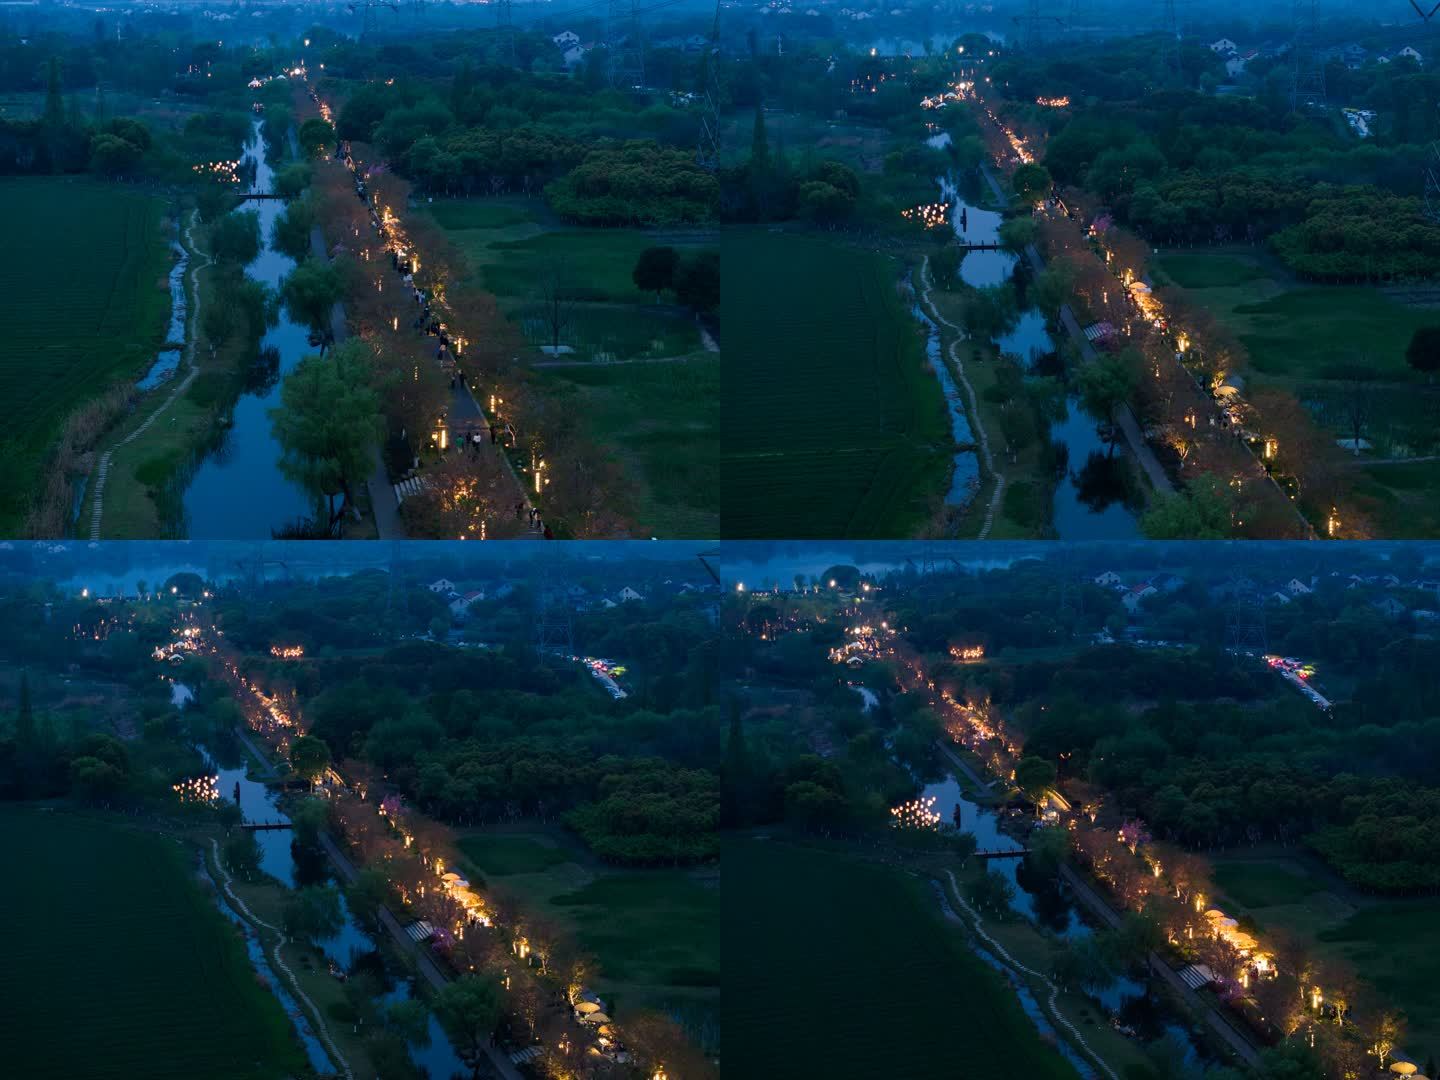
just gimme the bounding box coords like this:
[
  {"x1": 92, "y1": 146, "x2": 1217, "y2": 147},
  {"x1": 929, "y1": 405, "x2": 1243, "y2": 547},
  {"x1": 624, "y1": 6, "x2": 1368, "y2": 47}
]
[
  {"x1": 208, "y1": 836, "x2": 356, "y2": 1080},
  {"x1": 89, "y1": 210, "x2": 211, "y2": 539},
  {"x1": 917, "y1": 254, "x2": 1004, "y2": 538}
]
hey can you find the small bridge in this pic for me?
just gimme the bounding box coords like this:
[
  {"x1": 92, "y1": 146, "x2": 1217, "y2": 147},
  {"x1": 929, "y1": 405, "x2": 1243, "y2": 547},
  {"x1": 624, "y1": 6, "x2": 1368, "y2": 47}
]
[
  {"x1": 975, "y1": 847, "x2": 1029, "y2": 860},
  {"x1": 960, "y1": 241, "x2": 1002, "y2": 252},
  {"x1": 240, "y1": 821, "x2": 293, "y2": 831},
  {"x1": 239, "y1": 192, "x2": 287, "y2": 201}
]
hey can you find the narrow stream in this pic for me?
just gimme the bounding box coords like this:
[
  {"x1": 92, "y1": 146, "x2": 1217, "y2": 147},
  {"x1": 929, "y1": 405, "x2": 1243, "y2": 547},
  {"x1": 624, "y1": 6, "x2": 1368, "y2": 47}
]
[
  {"x1": 180, "y1": 118, "x2": 316, "y2": 538},
  {"x1": 910, "y1": 294, "x2": 981, "y2": 510},
  {"x1": 136, "y1": 240, "x2": 191, "y2": 390},
  {"x1": 928, "y1": 160, "x2": 1141, "y2": 539},
  {"x1": 175, "y1": 683, "x2": 469, "y2": 1077}
]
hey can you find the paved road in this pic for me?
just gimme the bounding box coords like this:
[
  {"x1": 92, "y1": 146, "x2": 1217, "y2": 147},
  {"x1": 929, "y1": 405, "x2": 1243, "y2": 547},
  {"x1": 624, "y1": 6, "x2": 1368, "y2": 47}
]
[
  {"x1": 1058, "y1": 863, "x2": 1263, "y2": 1067},
  {"x1": 976, "y1": 164, "x2": 1174, "y2": 495},
  {"x1": 318, "y1": 829, "x2": 525, "y2": 1080}
]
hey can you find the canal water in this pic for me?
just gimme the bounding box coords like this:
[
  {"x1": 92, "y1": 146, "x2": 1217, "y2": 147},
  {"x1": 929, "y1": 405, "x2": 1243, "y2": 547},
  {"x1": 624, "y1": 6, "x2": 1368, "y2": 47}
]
[
  {"x1": 180, "y1": 118, "x2": 316, "y2": 538},
  {"x1": 911, "y1": 293, "x2": 981, "y2": 510},
  {"x1": 174, "y1": 685, "x2": 470, "y2": 1077},
  {"x1": 920, "y1": 773, "x2": 1209, "y2": 1067},
  {"x1": 136, "y1": 240, "x2": 191, "y2": 390},
  {"x1": 931, "y1": 170, "x2": 1140, "y2": 539}
]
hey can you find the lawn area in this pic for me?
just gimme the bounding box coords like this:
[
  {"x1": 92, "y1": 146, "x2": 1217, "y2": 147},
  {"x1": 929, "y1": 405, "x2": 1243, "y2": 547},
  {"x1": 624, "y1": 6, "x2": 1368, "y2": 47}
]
[
  {"x1": 1153, "y1": 250, "x2": 1434, "y2": 382},
  {"x1": 456, "y1": 826, "x2": 718, "y2": 1032},
  {"x1": 0, "y1": 806, "x2": 306, "y2": 1079},
  {"x1": 725, "y1": 835, "x2": 1080, "y2": 1080},
  {"x1": 534, "y1": 357, "x2": 717, "y2": 537},
  {"x1": 1353, "y1": 461, "x2": 1440, "y2": 539},
  {"x1": 1213, "y1": 858, "x2": 1323, "y2": 909},
  {"x1": 0, "y1": 177, "x2": 172, "y2": 531},
  {"x1": 723, "y1": 230, "x2": 951, "y2": 538}
]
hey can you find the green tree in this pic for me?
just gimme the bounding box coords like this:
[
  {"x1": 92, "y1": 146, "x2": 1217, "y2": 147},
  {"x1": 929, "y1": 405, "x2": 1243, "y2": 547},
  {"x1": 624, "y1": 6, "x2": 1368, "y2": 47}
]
[
  {"x1": 345, "y1": 867, "x2": 394, "y2": 933},
  {"x1": 223, "y1": 829, "x2": 263, "y2": 881},
  {"x1": 282, "y1": 884, "x2": 344, "y2": 944},
  {"x1": 1140, "y1": 473, "x2": 1234, "y2": 539},
  {"x1": 297, "y1": 118, "x2": 335, "y2": 159},
  {"x1": 632, "y1": 245, "x2": 680, "y2": 301},
  {"x1": 674, "y1": 251, "x2": 720, "y2": 313},
  {"x1": 966, "y1": 870, "x2": 1016, "y2": 916},
  {"x1": 290, "y1": 734, "x2": 331, "y2": 784},
  {"x1": 269, "y1": 340, "x2": 382, "y2": 535},
  {"x1": 210, "y1": 210, "x2": 262, "y2": 266},
  {"x1": 279, "y1": 258, "x2": 343, "y2": 336},
  {"x1": 1076, "y1": 353, "x2": 1137, "y2": 457},
  {"x1": 387, "y1": 998, "x2": 432, "y2": 1049},
  {"x1": 273, "y1": 162, "x2": 312, "y2": 199},
  {"x1": 1406, "y1": 325, "x2": 1440, "y2": 380},
  {"x1": 1013, "y1": 755, "x2": 1057, "y2": 799},
  {"x1": 1011, "y1": 162, "x2": 1052, "y2": 205},
  {"x1": 433, "y1": 975, "x2": 505, "y2": 1080}
]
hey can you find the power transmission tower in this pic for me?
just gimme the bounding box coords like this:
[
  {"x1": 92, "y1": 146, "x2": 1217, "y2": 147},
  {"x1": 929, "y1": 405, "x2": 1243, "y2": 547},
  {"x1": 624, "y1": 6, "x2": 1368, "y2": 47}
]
[
  {"x1": 696, "y1": 0, "x2": 722, "y2": 171},
  {"x1": 607, "y1": 0, "x2": 645, "y2": 88},
  {"x1": 1225, "y1": 579, "x2": 1269, "y2": 655},
  {"x1": 1158, "y1": 0, "x2": 1183, "y2": 87},
  {"x1": 534, "y1": 563, "x2": 574, "y2": 657},
  {"x1": 1290, "y1": 0, "x2": 1326, "y2": 112},
  {"x1": 496, "y1": 0, "x2": 515, "y2": 67},
  {"x1": 1425, "y1": 140, "x2": 1440, "y2": 224},
  {"x1": 354, "y1": 0, "x2": 398, "y2": 39}
]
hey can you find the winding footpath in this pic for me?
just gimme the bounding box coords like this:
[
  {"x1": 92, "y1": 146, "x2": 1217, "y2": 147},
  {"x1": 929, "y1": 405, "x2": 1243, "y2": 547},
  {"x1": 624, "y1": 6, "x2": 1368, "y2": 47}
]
[
  {"x1": 208, "y1": 836, "x2": 356, "y2": 1080},
  {"x1": 917, "y1": 255, "x2": 1004, "y2": 538},
  {"x1": 941, "y1": 867, "x2": 1121, "y2": 1080},
  {"x1": 89, "y1": 211, "x2": 212, "y2": 539}
]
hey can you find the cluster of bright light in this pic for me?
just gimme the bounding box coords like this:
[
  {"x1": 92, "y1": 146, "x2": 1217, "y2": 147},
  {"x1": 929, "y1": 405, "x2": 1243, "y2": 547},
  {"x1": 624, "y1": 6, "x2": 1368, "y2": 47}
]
[
  {"x1": 890, "y1": 795, "x2": 941, "y2": 830},
  {"x1": 901, "y1": 201, "x2": 951, "y2": 228},
  {"x1": 920, "y1": 80, "x2": 974, "y2": 108},
  {"x1": 192, "y1": 159, "x2": 241, "y2": 183},
  {"x1": 269, "y1": 644, "x2": 304, "y2": 659},
  {"x1": 949, "y1": 644, "x2": 985, "y2": 661},
  {"x1": 172, "y1": 774, "x2": 219, "y2": 804},
  {"x1": 1035, "y1": 95, "x2": 1071, "y2": 107}
]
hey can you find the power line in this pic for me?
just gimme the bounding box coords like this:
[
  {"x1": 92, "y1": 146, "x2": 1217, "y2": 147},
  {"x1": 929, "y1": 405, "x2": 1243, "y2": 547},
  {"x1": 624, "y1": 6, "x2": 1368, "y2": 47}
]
[
  {"x1": 696, "y1": 0, "x2": 721, "y2": 170},
  {"x1": 1290, "y1": 0, "x2": 1326, "y2": 112}
]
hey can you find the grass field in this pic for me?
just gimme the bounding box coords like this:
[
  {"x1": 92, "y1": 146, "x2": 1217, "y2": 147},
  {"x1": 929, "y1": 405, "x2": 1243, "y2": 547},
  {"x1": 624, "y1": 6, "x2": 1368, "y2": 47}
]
[
  {"x1": 724, "y1": 230, "x2": 950, "y2": 538},
  {"x1": 0, "y1": 178, "x2": 171, "y2": 531},
  {"x1": 426, "y1": 196, "x2": 717, "y2": 536},
  {"x1": 1212, "y1": 850, "x2": 1440, "y2": 1051},
  {"x1": 726, "y1": 836, "x2": 1079, "y2": 1080},
  {"x1": 0, "y1": 806, "x2": 305, "y2": 1079},
  {"x1": 535, "y1": 357, "x2": 718, "y2": 537},
  {"x1": 1353, "y1": 461, "x2": 1440, "y2": 538},
  {"x1": 456, "y1": 826, "x2": 718, "y2": 1033}
]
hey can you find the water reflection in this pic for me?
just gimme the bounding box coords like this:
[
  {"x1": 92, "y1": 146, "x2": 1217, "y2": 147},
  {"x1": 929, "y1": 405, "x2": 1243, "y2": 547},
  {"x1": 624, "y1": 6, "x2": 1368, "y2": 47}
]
[{"x1": 181, "y1": 118, "x2": 316, "y2": 538}]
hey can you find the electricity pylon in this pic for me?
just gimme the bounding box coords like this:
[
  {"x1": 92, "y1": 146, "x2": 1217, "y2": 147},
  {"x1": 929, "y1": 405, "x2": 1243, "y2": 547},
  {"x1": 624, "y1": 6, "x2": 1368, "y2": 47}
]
[
  {"x1": 1290, "y1": 0, "x2": 1326, "y2": 112},
  {"x1": 696, "y1": 0, "x2": 722, "y2": 171}
]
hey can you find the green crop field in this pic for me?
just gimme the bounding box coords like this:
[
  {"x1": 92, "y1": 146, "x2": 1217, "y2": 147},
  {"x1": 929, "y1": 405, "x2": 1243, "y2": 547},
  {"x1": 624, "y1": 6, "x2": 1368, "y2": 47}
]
[
  {"x1": 0, "y1": 178, "x2": 171, "y2": 532},
  {"x1": 723, "y1": 230, "x2": 949, "y2": 538},
  {"x1": 536, "y1": 357, "x2": 718, "y2": 537},
  {"x1": 726, "y1": 836, "x2": 1080, "y2": 1080},
  {"x1": 0, "y1": 806, "x2": 305, "y2": 1079}
]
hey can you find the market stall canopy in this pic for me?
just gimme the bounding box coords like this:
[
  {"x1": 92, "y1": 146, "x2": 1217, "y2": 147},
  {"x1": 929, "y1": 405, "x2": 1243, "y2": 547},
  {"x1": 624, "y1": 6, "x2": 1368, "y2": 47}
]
[
  {"x1": 583, "y1": 1012, "x2": 611, "y2": 1025},
  {"x1": 1390, "y1": 1064, "x2": 1418, "y2": 1076},
  {"x1": 575, "y1": 1002, "x2": 602, "y2": 1014},
  {"x1": 441, "y1": 872, "x2": 461, "y2": 881}
]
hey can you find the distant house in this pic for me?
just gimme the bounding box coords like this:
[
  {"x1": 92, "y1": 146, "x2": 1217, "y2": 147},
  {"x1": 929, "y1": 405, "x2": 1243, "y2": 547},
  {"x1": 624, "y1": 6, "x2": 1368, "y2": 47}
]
[
  {"x1": 1226, "y1": 50, "x2": 1259, "y2": 77},
  {"x1": 1122, "y1": 584, "x2": 1158, "y2": 614},
  {"x1": 428, "y1": 578, "x2": 456, "y2": 594},
  {"x1": 1374, "y1": 596, "x2": 1407, "y2": 619},
  {"x1": 1210, "y1": 38, "x2": 1239, "y2": 55},
  {"x1": 1094, "y1": 571, "x2": 1122, "y2": 588},
  {"x1": 561, "y1": 44, "x2": 587, "y2": 67},
  {"x1": 552, "y1": 30, "x2": 580, "y2": 48},
  {"x1": 1270, "y1": 591, "x2": 1292, "y2": 606},
  {"x1": 449, "y1": 590, "x2": 484, "y2": 617},
  {"x1": 1286, "y1": 578, "x2": 1313, "y2": 596},
  {"x1": 617, "y1": 586, "x2": 644, "y2": 603},
  {"x1": 1387, "y1": 46, "x2": 1424, "y2": 65}
]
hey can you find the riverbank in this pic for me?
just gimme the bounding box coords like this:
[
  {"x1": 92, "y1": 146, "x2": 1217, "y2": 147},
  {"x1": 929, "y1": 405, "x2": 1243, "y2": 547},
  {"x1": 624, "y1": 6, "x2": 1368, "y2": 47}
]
[{"x1": 82, "y1": 208, "x2": 217, "y2": 538}]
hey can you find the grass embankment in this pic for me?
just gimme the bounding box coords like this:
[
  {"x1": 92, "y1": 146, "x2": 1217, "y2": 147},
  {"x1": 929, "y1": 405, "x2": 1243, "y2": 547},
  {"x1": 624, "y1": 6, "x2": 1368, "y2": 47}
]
[
  {"x1": 0, "y1": 805, "x2": 307, "y2": 1079},
  {"x1": 1212, "y1": 850, "x2": 1440, "y2": 1052},
  {"x1": 1154, "y1": 248, "x2": 1440, "y2": 535},
  {"x1": 923, "y1": 273, "x2": 1057, "y2": 538},
  {"x1": 0, "y1": 178, "x2": 171, "y2": 533},
  {"x1": 456, "y1": 825, "x2": 719, "y2": 1033},
  {"x1": 425, "y1": 196, "x2": 717, "y2": 537},
  {"x1": 723, "y1": 230, "x2": 951, "y2": 538},
  {"x1": 725, "y1": 834, "x2": 1085, "y2": 1080}
]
